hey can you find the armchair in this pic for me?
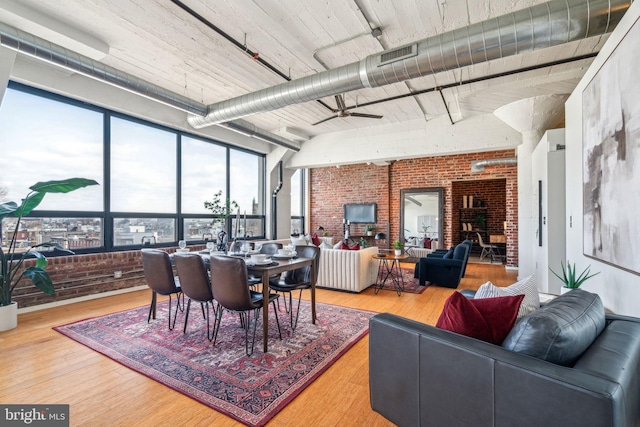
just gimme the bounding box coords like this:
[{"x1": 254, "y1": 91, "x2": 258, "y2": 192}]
[{"x1": 414, "y1": 241, "x2": 470, "y2": 288}]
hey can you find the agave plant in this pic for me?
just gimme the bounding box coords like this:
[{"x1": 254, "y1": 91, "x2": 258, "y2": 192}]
[
  {"x1": 550, "y1": 260, "x2": 600, "y2": 289},
  {"x1": 0, "y1": 178, "x2": 99, "y2": 307}
]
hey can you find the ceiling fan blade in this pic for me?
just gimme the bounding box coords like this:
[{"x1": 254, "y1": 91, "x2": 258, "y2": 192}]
[
  {"x1": 349, "y1": 112, "x2": 383, "y2": 119},
  {"x1": 335, "y1": 94, "x2": 347, "y2": 111},
  {"x1": 311, "y1": 115, "x2": 339, "y2": 126}
]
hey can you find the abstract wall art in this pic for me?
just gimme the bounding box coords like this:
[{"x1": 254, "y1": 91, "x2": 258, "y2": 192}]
[{"x1": 583, "y1": 21, "x2": 640, "y2": 275}]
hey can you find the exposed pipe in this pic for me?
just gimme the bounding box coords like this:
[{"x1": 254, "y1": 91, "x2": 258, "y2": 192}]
[
  {"x1": 271, "y1": 162, "x2": 283, "y2": 239},
  {"x1": 471, "y1": 157, "x2": 518, "y2": 172},
  {"x1": 187, "y1": 0, "x2": 631, "y2": 129},
  {"x1": 0, "y1": 22, "x2": 300, "y2": 151},
  {"x1": 219, "y1": 119, "x2": 300, "y2": 151}
]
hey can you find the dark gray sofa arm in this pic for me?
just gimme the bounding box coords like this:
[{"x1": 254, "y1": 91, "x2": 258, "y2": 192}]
[{"x1": 369, "y1": 313, "x2": 640, "y2": 427}]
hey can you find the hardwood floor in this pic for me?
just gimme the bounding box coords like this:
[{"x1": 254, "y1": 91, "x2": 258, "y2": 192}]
[{"x1": 0, "y1": 263, "x2": 517, "y2": 426}]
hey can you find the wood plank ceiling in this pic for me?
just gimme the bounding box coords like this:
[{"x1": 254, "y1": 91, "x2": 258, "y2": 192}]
[{"x1": 0, "y1": 0, "x2": 609, "y2": 143}]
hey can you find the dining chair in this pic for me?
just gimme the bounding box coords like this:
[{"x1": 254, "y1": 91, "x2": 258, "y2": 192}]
[
  {"x1": 259, "y1": 242, "x2": 283, "y2": 288},
  {"x1": 141, "y1": 248, "x2": 183, "y2": 330},
  {"x1": 174, "y1": 253, "x2": 217, "y2": 340},
  {"x1": 476, "y1": 232, "x2": 499, "y2": 262},
  {"x1": 209, "y1": 255, "x2": 282, "y2": 355},
  {"x1": 269, "y1": 245, "x2": 320, "y2": 331}
]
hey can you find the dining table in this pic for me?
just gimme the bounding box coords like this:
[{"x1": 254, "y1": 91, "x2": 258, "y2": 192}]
[
  {"x1": 171, "y1": 250, "x2": 315, "y2": 353},
  {"x1": 247, "y1": 256, "x2": 315, "y2": 352}
]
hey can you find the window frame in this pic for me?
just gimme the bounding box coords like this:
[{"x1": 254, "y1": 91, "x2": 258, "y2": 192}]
[{"x1": 0, "y1": 81, "x2": 266, "y2": 255}]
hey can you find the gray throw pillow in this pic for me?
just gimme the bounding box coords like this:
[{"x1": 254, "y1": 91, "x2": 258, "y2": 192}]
[{"x1": 501, "y1": 289, "x2": 605, "y2": 366}]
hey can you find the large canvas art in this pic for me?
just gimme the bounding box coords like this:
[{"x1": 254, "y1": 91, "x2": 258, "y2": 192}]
[{"x1": 583, "y1": 21, "x2": 640, "y2": 275}]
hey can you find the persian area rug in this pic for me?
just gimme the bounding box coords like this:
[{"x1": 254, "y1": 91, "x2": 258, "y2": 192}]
[
  {"x1": 369, "y1": 267, "x2": 427, "y2": 294},
  {"x1": 54, "y1": 300, "x2": 374, "y2": 426}
]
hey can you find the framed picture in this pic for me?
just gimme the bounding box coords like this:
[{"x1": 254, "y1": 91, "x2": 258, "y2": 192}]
[{"x1": 582, "y1": 21, "x2": 640, "y2": 275}]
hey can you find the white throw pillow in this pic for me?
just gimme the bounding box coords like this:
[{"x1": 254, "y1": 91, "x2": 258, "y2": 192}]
[
  {"x1": 291, "y1": 236, "x2": 307, "y2": 247},
  {"x1": 333, "y1": 241, "x2": 343, "y2": 250},
  {"x1": 320, "y1": 241, "x2": 332, "y2": 249},
  {"x1": 475, "y1": 275, "x2": 539, "y2": 319}
]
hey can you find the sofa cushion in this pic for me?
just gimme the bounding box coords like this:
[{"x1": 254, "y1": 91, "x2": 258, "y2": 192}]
[
  {"x1": 436, "y1": 291, "x2": 524, "y2": 344},
  {"x1": 452, "y1": 244, "x2": 467, "y2": 260},
  {"x1": 475, "y1": 275, "x2": 539, "y2": 319},
  {"x1": 442, "y1": 248, "x2": 454, "y2": 259},
  {"x1": 502, "y1": 289, "x2": 605, "y2": 366}
]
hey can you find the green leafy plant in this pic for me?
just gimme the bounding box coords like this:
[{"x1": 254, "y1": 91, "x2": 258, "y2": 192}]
[
  {"x1": 474, "y1": 212, "x2": 486, "y2": 230},
  {"x1": 1, "y1": 178, "x2": 99, "y2": 307},
  {"x1": 364, "y1": 224, "x2": 375, "y2": 233},
  {"x1": 203, "y1": 190, "x2": 239, "y2": 228},
  {"x1": 550, "y1": 261, "x2": 600, "y2": 289},
  {"x1": 393, "y1": 240, "x2": 404, "y2": 250}
]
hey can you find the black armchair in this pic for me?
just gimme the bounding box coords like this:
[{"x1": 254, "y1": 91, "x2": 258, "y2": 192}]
[{"x1": 414, "y1": 241, "x2": 470, "y2": 288}]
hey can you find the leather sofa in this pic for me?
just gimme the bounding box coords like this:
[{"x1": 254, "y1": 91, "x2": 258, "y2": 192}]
[{"x1": 369, "y1": 290, "x2": 640, "y2": 427}]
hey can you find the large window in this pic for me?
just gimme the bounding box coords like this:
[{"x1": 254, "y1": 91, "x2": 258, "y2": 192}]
[
  {"x1": 0, "y1": 83, "x2": 266, "y2": 254},
  {"x1": 110, "y1": 117, "x2": 177, "y2": 214},
  {"x1": 181, "y1": 136, "x2": 227, "y2": 214},
  {"x1": 230, "y1": 149, "x2": 263, "y2": 215},
  {"x1": 0, "y1": 88, "x2": 103, "y2": 210}
]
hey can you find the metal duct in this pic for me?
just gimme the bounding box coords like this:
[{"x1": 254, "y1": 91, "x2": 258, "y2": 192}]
[
  {"x1": 0, "y1": 22, "x2": 300, "y2": 151},
  {"x1": 471, "y1": 157, "x2": 518, "y2": 172},
  {"x1": 271, "y1": 162, "x2": 283, "y2": 240},
  {"x1": 188, "y1": 0, "x2": 631, "y2": 129},
  {"x1": 219, "y1": 119, "x2": 300, "y2": 151}
]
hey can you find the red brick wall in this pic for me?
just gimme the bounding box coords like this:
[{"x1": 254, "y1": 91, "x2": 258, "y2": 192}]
[
  {"x1": 309, "y1": 164, "x2": 390, "y2": 249},
  {"x1": 310, "y1": 150, "x2": 518, "y2": 265}
]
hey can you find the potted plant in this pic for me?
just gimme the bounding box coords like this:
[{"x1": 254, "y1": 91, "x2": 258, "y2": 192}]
[
  {"x1": 393, "y1": 240, "x2": 403, "y2": 256},
  {"x1": 550, "y1": 260, "x2": 600, "y2": 294},
  {"x1": 364, "y1": 224, "x2": 375, "y2": 236},
  {"x1": 203, "y1": 190, "x2": 239, "y2": 230},
  {"x1": 0, "y1": 178, "x2": 99, "y2": 331}
]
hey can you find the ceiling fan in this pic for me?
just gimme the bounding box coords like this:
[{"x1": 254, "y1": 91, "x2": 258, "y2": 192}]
[{"x1": 312, "y1": 94, "x2": 383, "y2": 125}]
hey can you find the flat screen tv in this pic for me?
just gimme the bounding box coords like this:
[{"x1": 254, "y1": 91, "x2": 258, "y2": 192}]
[{"x1": 344, "y1": 203, "x2": 376, "y2": 224}]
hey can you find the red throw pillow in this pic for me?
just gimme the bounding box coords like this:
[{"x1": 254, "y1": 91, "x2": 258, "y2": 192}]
[
  {"x1": 339, "y1": 242, "x2": 360, "y2": 250},
  {"x1": 436, "y1": 292, "x2": 524, "y2": 344},
  {"x1": 311, "y1": 233, "x2": 321, "y2": 246}
]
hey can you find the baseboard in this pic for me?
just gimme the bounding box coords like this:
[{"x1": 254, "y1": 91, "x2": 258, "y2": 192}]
[{"x1": 17, "y1": 285, "x2": 149, "y2": 314}]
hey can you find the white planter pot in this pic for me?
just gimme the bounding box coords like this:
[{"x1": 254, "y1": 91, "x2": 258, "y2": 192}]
[
  {"x1": 560, "y1": 287, "x2": 574, "y2": 295},
  {"x1": 0, "y1": 302, "x2": 18, "y2": 331},
  {"x1": 394, "y1": 249, "x2": 402, "y2": 256}
]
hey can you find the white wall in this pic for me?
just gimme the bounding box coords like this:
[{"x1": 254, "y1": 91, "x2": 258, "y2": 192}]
[
  {"x1": 564, "y1": 2, "x2": 640, "y2": 316},
  {"x1": 288, "y1": 113, "x2": 521, "y2": 169},
  {"x1": 532, "y1": 129, "x2": 566, "y2": 294}
]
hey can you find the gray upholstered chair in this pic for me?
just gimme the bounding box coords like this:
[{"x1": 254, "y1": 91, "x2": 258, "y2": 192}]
[
  {"x1": 269, "y1": 245, "x2": 320, "y2": 331},
  {"x1": 174, "y1": 253, "x2": 217, "y2": 340},
  {"x1": 209, "y1": 255, "x2": 282, "y2": 355},
  {"x1": 141, "y1": 248, "x2": 183, "y2": 330}
]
